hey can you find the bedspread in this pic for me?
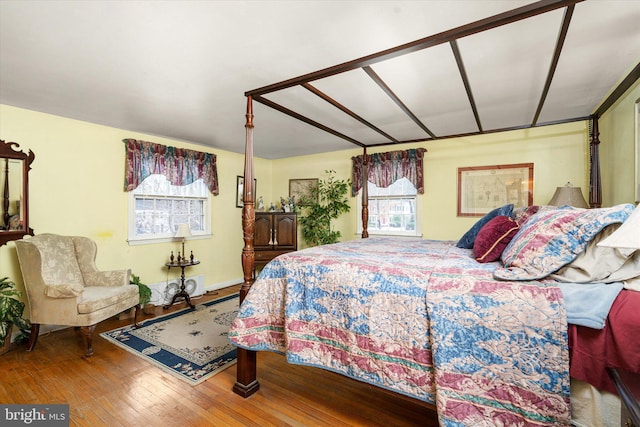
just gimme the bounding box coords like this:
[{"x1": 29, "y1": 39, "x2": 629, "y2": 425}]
[{"x1": 228, "y1": 238, "x2": 570, "y2": 426}]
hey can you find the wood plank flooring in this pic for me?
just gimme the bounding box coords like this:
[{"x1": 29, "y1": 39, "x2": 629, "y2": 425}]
[{"x1": 0, "y1": 285, "x2": 438, "y2": 426}]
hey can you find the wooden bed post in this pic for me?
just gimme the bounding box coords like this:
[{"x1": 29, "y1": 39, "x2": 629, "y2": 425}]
[
  {"x1": 233, "y1": 95, "x2": 260, "y2": 398},
  {"x1": 361, "y1": 147, "x2": 369, "y2": 238},
  {"x1": 589, "y1": 115, "x2": 602, "y2": 208}
]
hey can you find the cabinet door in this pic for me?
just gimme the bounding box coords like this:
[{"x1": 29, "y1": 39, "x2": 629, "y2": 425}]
[
  {"x1": 254, "y1": 213, "x2": 273, "y2": 250},
  {"x1": 274, "y1": 213, "x2": 297, "y2": 250}
]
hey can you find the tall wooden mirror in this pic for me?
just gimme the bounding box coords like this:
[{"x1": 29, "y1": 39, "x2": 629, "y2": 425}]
[{"x1": 0, "y1": 140, "x2": 35, "y2": 246}]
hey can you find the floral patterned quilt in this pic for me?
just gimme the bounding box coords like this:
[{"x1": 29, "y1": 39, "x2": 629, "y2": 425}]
[{"x1": 228, "y1": 238, "x2": 570, "y2": 426}]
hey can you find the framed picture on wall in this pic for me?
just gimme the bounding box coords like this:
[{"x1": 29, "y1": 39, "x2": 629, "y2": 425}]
[
  {"x1": 236, "y1": 176, "x2": 256, "y2": 208},
  {"x1": 457, "y1": 163, "x2": 534, "y2": 216},
  {"x1": 289, "y1": 178, "x2": 318, "y2": 206}
]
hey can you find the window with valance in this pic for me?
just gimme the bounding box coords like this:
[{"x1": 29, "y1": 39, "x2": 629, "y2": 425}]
[
  {"x1": 123, "y1": 138, "x2": 219, "y2": 195},
  {"x1": 351, "y1": 148, "x2": 426, "y2": 196},
  {"x1": 352, "y1": 148, "x2": 427, "y2": 237},
  {"x1": 123, "y1": 139, "x2": 218, "y2": 243}
]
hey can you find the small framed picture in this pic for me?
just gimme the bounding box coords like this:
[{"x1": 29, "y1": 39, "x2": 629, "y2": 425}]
[
  {"x1": 289, "y1": 178, "x2": 318, "y2": 206},
  {"x1": 236, "y1": 176, "x2": 256, "y2": 208},
  {"x1": 457, "y1": 163, "x2": 533, "y2": 216}
]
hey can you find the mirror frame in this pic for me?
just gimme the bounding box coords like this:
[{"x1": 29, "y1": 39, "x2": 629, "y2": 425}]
[{"x1": 0, "y1": 140, "x2": 35, "y2": 246}]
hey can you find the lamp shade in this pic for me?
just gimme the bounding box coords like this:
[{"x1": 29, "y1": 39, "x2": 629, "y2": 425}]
[
  {"x1": 598, "y1": 204, "x2": 640, "y2": 249},
  {"x1": 548, "y1": 182, "x2": 589, "y2": 208},
  {"x1": 174, "y1": 223, "x2": 192, "y2": 239}
]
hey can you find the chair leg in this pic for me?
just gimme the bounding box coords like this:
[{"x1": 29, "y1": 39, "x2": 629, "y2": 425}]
[
  {"x1": 26, "y1": 323, "x2": 40, "y2": 352},
  {"x1": 133, "y1": 304, "x2": 141, "y2": 328},
  {"x1": 81, "y1": 325, "x2": 96, "y2": 357}
]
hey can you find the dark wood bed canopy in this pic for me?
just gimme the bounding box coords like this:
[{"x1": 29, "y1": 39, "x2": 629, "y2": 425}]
[{"x1": 234, "y1": 0, "x2": 640, "y2": 397}]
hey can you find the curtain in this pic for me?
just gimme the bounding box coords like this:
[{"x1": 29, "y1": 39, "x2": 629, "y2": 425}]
[
  {"x1": 351, "y1": 148, "x2": 427, "y2": 196},
  {"x1": 123, "y1": 139, "x2": 219, "y2": 195}
]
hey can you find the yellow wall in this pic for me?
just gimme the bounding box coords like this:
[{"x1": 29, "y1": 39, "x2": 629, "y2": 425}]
[
  {"x1": 598, "y1": 79, "x2": 640, "y2": 206},
  {"x1": 0, "y1": 104, "x2": 271, "y2": 301},
  {"x1": 271, "y1": 150, "x2": 356, "y2": 249},
  {"x1": 0, "y1": 102, "x2": 609, "y2": 316},
  {"x1": 274, "y1": 120, "x2": 590, "y2": 242}
]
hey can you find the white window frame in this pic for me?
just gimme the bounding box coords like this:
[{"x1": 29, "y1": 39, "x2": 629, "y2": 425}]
[
  {"x1": 128, "y1": 174, "x2": 212, "y2": 245},
  {"x1": 356, "y1": 178, "x2": 422, "y2": 237}
]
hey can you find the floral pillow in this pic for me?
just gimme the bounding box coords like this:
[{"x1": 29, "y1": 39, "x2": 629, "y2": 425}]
[
  {"x1": 494, "y1": 204, "x2": 635, "y2": 280},
  {"x1": 511, "y1": 205, "x2": 557, "y2": 226}
]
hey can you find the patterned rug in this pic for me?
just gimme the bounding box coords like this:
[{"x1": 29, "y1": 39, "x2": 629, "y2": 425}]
[{"x1": 100, "y1": 293, "x2": 238, "y2": 385}]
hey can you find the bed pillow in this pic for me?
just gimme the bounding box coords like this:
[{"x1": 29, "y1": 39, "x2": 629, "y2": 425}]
[
  {"x1": 456, "y1": 204, "x2": 514, "y2": 249},
  {"x1": 550, "y1": 223, "x2": 636, "y2": 283},
  {"x1": 512, "y1": 205, "x2": 557, "y2": 226},
  {"x1": 473, "y1": 216, "x2": 519, "y2": 263},
  {"x1": 494, "y1": 203, "x2": 635, "y2": 281}
]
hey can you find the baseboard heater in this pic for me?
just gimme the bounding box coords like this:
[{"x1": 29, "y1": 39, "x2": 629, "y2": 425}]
[{"x1": 147, "y1": 274, "x2": 205, "y2": 306}]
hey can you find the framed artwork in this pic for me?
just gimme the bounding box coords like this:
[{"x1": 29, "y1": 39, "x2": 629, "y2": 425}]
[
  {"x1": 236, "y1": 176, "x2": 256, "y2": 208},
  {"x1": 289, "y1": 178, "x2": 318, "y2": 206},
  {"x1": 457, "y1": 163, "x2": 534, "y2": 217}
]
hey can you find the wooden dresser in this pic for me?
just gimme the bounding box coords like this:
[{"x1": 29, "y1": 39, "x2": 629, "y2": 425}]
[{"x1": 254, "y1": 212, "x2": 297, "y2": 267}]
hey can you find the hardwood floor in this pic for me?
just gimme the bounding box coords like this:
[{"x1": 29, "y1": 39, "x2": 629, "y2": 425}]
[{"x1": 0, "y1": 285, "x2": 438, "y2": 426}]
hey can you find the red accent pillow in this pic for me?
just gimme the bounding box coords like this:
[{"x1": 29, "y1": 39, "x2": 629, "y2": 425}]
[{"x1": 473, "y1": 216, "x2": 520, "y2": 263}]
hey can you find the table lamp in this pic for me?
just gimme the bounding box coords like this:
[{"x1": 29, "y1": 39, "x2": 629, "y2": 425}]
[
  {"x1": 174, "y1": 224, "x2": 192, "y2": 262},
  {"x1": 597, "y1": 204, "x2": 640, "y2": 250},
  {"x1": 547, "y1": 182, "x2": 589, "y2": 208}
]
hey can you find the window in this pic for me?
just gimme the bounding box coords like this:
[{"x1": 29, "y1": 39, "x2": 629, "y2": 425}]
[
  {"x1": 357, "y1": 177, "x2": 421, "y2": 237},
  {"x1": 128, "y1": 174, "x2": 210, "y2": 244}
]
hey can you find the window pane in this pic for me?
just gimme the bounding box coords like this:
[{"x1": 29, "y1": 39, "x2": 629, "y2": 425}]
[
  {"x1": 367, "y1": 198, "x2": 416, "y2": 232},
  {"x1": 363, "y1": 178, "x2": 418, "y2": 235},
  {"x1": 131, "y1": 174, "x2": 209, "y2": 240}
]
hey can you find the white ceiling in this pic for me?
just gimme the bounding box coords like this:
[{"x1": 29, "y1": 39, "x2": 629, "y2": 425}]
[{"x1": 1, "y1": 1, "x2": 639, "y2": 159}]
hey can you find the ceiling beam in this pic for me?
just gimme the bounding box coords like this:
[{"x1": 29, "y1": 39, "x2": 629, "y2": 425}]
[
  {"x1": 450, "y1": 39, "x2": 482, "y2": 132},
  {"x1": 362, "y1": 115, "x2": 590, "y2": 148},
  {"x1": 245, "y1": 0, "x2": 583, "y2": 97},
  {"x1": 301, "y1": 83, "x2": 399, "y2": 143},
  {"x1": 252, "y1": 95, "x2": 366, "y2": 148},
  {"x1": 532, "y1": 4, "x2": 574, "y2": 126},
  {"x1": 363, "y1": 66, "x2": 435, "y2": 139},
  {"x1": 593, "y1": 62, "x2": 640, "y2": 118}
]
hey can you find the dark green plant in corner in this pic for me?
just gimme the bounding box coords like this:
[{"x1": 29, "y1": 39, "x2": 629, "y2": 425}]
[
  {"x1": 0, "y1": 276, "x2": 31, "y2": 345},
  {"x1": 130, "y1": 273, "x2": 152, "y2": 306},
  {"x1": 299, "y1": 170, "x2": 351, "y2": 246}
]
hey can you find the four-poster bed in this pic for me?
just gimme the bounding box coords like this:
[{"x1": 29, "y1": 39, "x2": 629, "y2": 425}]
[{"x1": 230, "y1": 0, "x2": 640, "y2": 424}]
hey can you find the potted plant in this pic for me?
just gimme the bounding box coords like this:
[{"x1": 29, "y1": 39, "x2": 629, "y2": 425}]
[
  {"x1": 130, "y1": 273, "x2": 154, "y2": 315},
  {"x1": 299, "y1": 169, "x2": 351, "y2": 246},
  {"x1": 0, "y1": 276, "x2": 30, "y2": 355}
]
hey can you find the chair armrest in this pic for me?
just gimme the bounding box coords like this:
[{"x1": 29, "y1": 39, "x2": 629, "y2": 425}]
[
  {"x1": 83, "y1": 269, "x2": 131, "y2": 287},
  {"x1": 43, "y1": 283, "x2": 84, "y2": 298}
]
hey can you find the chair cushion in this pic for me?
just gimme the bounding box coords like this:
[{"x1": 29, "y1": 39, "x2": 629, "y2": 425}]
[
  {"x1": 44, "y1": 283, "x2": 84, "y2": 298},
  {"x1": 30, "y1": 234, "x2": 85, "y2": 288},
  {"x1": 77, "y1": 284, "x2": 138, "y2": 314}
]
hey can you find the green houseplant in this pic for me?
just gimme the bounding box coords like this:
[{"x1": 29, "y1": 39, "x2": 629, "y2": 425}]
[
  {"x1": 130, "y1": 273, "x2": 152, "y2": 306},
  {"x1": 0, "y1": 276, "x2": 30, "y2": 354},
  {"x1": 299, "y1": 170, "x2": 351, "y2": 246},
  {"x1": 130, "y1": 273, "x2": 156, "y2": 314}
]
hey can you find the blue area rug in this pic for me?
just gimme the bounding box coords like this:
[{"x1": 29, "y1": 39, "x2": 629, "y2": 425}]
[{"x1": 100, "y1": 293, "x2": 238, "y2": 385}]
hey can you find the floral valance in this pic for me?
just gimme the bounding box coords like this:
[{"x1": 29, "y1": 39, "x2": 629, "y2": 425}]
[
  {"x1": 351, "y1": 148, "x2": 427, "y2": 196},
  {"x1": 123, "y1": 139, "x2": 219, "y2": 195}
]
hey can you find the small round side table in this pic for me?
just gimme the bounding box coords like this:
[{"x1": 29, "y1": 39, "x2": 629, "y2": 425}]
[{"x1": 164, "y1": 260, "x2": 200, "y2": 309}]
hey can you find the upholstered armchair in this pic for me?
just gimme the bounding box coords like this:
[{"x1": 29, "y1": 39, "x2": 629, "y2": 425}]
[{"x1": 15, "y1": 234, "x2": 140, "y2": 356}]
